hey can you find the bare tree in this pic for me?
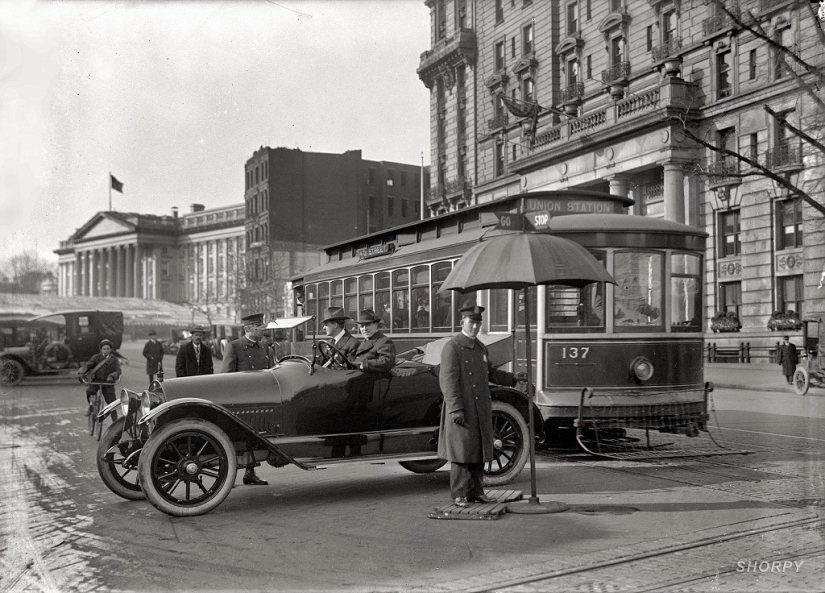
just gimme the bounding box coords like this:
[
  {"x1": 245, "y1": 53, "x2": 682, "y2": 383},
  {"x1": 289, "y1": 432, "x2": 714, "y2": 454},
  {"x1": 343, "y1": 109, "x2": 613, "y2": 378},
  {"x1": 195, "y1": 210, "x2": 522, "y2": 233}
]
[
  {"x1": 0, "y1": 250, "x2": 55, "y2": 293},
  {"x1": 240, "y1": 241, "x2": 293, "y2": 319}
]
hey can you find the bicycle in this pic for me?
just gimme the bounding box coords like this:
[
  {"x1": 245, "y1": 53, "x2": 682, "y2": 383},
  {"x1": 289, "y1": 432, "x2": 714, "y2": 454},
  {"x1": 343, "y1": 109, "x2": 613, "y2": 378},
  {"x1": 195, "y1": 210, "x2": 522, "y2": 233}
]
[{"x1": 82, "y1": 377, "x2": 120, "y2": 441}]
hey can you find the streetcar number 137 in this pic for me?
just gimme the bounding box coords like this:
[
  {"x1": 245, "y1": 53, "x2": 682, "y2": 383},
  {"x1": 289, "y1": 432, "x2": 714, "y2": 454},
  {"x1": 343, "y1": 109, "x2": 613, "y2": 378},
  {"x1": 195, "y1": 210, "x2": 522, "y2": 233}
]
[{"x1": 560, "y1": 347, "x2": 589, "y2": 359}]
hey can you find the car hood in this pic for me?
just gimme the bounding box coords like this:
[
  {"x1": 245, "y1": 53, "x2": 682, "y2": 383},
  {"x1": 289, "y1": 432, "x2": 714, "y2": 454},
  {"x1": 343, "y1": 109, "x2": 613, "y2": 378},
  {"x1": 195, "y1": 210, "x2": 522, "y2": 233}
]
[{"x1": 160, "y1": 369, "x2": 283, "y2": 406}]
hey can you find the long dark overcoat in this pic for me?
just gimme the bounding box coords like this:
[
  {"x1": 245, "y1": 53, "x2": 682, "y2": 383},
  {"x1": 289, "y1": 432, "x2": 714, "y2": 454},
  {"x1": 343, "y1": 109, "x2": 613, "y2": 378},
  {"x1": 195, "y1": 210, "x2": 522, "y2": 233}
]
[
  {"x1": 777, "y1": 342, "x2": 799, "y2": 376},
  {"x1": 352, "y1": 331, "x2": 396, "y2": 373},
  {"x1": 142, "y1": 339, "x2": 165, "y2": 375},
  {"x1": 175, "y1": 340, "x2": 214, "y2": 377},
  {"x1": 436, "y1": 332, "x2": 517, "y2": 463}
]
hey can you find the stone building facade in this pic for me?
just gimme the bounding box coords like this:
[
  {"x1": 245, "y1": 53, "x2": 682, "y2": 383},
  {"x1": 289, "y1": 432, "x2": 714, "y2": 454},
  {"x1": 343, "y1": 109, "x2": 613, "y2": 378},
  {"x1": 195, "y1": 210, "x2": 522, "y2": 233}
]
[{"x1": 418, "y1": 0, "x2": 825, "y2": 346}]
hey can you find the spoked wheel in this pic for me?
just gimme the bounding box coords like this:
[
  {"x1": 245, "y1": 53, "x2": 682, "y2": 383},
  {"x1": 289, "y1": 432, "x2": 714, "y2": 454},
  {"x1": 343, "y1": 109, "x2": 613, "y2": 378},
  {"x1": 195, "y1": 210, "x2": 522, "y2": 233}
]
[
  {"x1": 793, "y1": 367, "x2": 810, "y2": 396},
  {"x1": 97, "y1": 417, "x2": 144, "y2": 500},
  {"x1": 483, "y1": 400, "x2": 529, "y2": 486},
  {"x1": 138, "y1": 419, "x2": 237, "y2": 517},
  {"x1": 1, "y1": 359, "x2": 25, "y2": 386},
  {"x1": 399, "y1": 459, "x2": 448, "y2": 473},
  {"x1": 88, "y1": 395, "x2": 100, "y2": 436}
]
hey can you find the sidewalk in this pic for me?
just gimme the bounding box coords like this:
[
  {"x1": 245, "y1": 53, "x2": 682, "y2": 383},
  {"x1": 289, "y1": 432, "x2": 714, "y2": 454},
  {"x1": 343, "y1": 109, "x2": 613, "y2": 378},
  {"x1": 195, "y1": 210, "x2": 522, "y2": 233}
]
[{"x1": 704, "y1": 362, "x2": 799, "y2": 393}]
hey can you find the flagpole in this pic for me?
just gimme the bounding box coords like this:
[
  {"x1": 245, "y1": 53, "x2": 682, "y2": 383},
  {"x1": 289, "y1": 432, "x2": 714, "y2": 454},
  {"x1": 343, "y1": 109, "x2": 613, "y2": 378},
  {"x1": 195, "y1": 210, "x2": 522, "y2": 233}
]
[{"x1": 108, "y1": 172, "x2": 112, "y2": 211}]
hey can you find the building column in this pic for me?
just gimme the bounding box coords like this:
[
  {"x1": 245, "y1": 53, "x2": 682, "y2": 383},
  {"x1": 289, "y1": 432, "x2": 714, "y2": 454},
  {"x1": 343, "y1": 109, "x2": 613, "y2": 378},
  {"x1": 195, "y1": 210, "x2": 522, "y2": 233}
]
[
  {"x1": 74, "y1": 253, "x2": 82, "y2": 296},
  {"x1": 126, "y1": 244, "x2": 134, "y2": 297},
  {"x1": 607, "y1": 175, "x2": 628, "y2": 198},
  {"x1": 663, "y1": 162, "x2": 686, "y2": 224},
  {"x1": 90, "y1": 250, "x2": 99, "y2": 296},
  {"x1": 116, "y1": 245, "x2": 125, "y2": 297}
]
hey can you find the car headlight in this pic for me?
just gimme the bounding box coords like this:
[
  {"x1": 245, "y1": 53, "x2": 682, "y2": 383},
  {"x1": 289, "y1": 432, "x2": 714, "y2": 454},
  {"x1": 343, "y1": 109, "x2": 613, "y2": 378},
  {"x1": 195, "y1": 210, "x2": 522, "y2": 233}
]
[
  {"x1": 630, "y1": 356, "x2": 654, "y2": 382},
  {"x1": 140, "y1": 391, "x2": 153, "y2": 416},
  {"x1": 120, "y1": 389, "x2": 137, "y2": 417}
]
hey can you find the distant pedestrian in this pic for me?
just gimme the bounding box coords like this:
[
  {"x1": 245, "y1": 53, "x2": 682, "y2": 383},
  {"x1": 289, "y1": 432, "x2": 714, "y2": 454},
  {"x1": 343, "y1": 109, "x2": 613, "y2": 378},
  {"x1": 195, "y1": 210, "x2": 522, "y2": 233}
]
[
  {"x1": 777, "y1": 335, "x2": 798, "y2": 385},
  {"x1": 436, "y1": 305, "x2": 528, "y2": 507},
  {"x1": 175, "y1": 326, "x2": 214, "y2": 377},
  {"x1": 142, "y1": 330, "x2": 165, "y2": 388}
]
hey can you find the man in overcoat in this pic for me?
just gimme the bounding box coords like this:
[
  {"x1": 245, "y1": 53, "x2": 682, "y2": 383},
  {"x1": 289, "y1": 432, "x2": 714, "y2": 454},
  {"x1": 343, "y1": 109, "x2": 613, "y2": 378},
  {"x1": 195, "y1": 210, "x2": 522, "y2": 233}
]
[
  {"x1": 777, "y1": 335, "x2": 799, "y2": 385},
  {"x1": 221, "y1": 313, "x2": 271, "y2": 485},
  {"x1": 142, "y1": 330, "x2": 165, "y2": 388},
  {"x1": 175, "y1": 325, "x2": 214, "y2": 378},
  {"x1": 317, "y1": 307, "x2": 360, "y2": 366},
  {"x1": 352, "y1": 309, "x2": 396, "y2": 373},
  {"x1": 437, "y1": 305, "x2": 527, "y2": 507}
]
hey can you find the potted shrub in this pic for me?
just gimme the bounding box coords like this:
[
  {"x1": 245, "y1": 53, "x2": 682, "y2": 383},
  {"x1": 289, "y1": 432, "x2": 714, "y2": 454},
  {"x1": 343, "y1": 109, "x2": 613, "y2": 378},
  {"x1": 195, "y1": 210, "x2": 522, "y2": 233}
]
[
  {"x1": 711, "y1": 311, "x2": 741, "y2": 333},
  {"x1": 767, "y1": 310, "x2": 802, "y2": 331}
]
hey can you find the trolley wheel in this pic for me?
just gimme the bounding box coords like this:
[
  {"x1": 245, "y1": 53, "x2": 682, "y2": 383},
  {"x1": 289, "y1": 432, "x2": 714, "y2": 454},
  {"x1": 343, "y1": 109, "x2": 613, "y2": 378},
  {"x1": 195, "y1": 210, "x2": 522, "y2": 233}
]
[{"x1": 793, "y1": 367, "x2": 810, "y2": 396}]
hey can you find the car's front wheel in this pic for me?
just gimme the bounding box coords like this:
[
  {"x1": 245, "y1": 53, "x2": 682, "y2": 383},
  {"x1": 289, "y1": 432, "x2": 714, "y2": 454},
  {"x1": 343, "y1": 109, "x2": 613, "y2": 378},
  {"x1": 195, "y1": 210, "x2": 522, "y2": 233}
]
[
  {"x1": 97, "y1": 417, "x2": 144, "y2": 500},
  {"x1": 138, "y1": 418, "x2": 237, "y2": 517},
  {"x1": 484, "y1": 400, "x2": 529, "y2": 486},
  {"x1": 0, "y1": 358, "x2": 25, "y2": 386}
]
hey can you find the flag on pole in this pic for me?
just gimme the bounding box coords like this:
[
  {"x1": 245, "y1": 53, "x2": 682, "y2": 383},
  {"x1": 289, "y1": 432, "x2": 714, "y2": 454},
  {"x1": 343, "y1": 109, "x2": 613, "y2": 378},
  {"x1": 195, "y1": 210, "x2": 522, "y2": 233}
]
[{"x1": 110, "y1": 174, "x2": 124, "y2": 193}]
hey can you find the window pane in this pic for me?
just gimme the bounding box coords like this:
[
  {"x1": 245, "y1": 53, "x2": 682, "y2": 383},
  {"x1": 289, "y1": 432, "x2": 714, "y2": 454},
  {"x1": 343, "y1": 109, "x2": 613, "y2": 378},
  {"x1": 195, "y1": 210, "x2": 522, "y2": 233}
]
[
  {"x1": 432, "y1": 287, "x2": 453, "y2": 332},
  {"x1": 375, "y1": 291, "x2": 391, "y2": 330},
  {"x1": 545, "y1": 282, "x2": 604, "y2": 331},
  {"x1": 489, "y1": 289, "x2": 509, "y2": 332},
  {"x1": 359, "y1": 275, "x2": 374, "y2": 294},
  {"x1": 432, "y1": 261, "x2": 452, "y2": 282},
  {"x1": 411, "y1": 286, "x2": 430, "y2": 332},
  {"x1": 614, "y1": 252, "x2": 663, "y2": 330},
  {"x1": 671, "y1": 253, "x2": 702, "y2": 331},
  {"x1": 344, "y1": 278, "x2": 357, "y2": 294},
  {"x1": 376, "y1": 272, "x2": 390, "y2": 290},
  {"x1": 411, "y1": 265, "x2": 429, "y2": 286}
]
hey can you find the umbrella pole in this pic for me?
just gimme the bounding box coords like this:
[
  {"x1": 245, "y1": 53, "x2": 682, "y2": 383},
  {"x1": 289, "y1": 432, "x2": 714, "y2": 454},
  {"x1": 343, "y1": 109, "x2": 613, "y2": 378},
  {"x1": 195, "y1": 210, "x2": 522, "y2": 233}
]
[{"x1": 507, "y1": 287, "x2": 569, "y2": 515}]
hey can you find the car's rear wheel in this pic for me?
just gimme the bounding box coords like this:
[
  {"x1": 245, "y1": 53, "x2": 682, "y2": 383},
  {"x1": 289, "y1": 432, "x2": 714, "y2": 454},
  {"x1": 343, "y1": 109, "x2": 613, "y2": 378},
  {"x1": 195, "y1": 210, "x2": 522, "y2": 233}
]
[
  {"x1": 793, "y1": 367, "x2": 810, "y2": 395},
  {"x1": 0, "y1": 359, "x2": 25, "y2": 386},
  {"x1": 138, "y1": 418, "x2": 237, "y2": 517},
  {"x1": 484, "y1": 400, "x2": 529, "y2": 486},
  {"x1": 399, "y1": 459, "x2": 447, "y2": 473},
  {"x1": 97, "y1": 417, "x2": 144, "y2": 500}
]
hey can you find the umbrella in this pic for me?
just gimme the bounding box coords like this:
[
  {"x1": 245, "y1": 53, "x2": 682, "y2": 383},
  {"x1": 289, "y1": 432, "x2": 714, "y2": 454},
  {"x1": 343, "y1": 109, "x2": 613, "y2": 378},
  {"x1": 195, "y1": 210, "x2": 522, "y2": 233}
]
[{"x1": 439, "y1": 232, "x2": 616, "y2": 513}]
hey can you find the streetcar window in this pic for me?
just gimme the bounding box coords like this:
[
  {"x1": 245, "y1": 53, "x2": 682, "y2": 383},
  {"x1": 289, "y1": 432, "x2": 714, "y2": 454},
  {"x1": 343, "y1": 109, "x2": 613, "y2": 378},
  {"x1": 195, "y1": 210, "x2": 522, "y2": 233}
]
[
  {"x1": 614, "y1": 252, "x2": 664, "y2": 331},
  {"x1": 489, "y1": 289, "x2": 509, "y2": 332},
  {"x1": 375, "y1": 272, "x2": 391, "y2": 330},
  {"x1": 671, "y1": 253, "x2": 702, "y2": 332},
  {"x1": 391, "y1": 269, "x2": 410, "y2": 332},
  {"x1": 432, "y1": 261, "x2": 453, "y2": 332},
  {"x1": 411, "y1": 265, "x2": 430, "y2": 333},
  {"x1": 545, "y1": 252, "x2": 605, "y2": 333},
  {"x1": 358, "y1": 275, "x2": 374, "y2": 313},
  {"x1": 329, "y1": 280, "x2": 343, "y2": 308}
]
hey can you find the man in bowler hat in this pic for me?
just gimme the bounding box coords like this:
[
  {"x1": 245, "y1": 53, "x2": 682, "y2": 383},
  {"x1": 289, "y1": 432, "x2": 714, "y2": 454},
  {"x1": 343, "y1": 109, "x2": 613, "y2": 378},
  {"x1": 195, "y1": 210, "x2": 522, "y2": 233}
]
[
  {"x1": 221, "y1": 313, "x2": 271, "y2": 485},
  {"x1": 142, "y1": 329, "x2": 165, "y2": 388},
  {"x1": 777, "y1": 335, "x2": 799, "y2": 385},
  {"x1": 437, "y1": 305, "x2": 528, "y2": 507},
  {"x1": 318, "y1": 307, "x2": 360, "y2": 365},
  {"x1": 352, "y1": 309, "x2": 396, "y2": 372},
  {"x1": 175, "y1": 326, "x2": 214, "y2": 378}
]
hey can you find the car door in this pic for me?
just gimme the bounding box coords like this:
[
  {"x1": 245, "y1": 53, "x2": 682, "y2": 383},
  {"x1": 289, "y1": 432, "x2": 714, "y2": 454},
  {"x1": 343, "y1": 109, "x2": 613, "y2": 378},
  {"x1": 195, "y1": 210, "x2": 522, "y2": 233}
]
[{"x1": 377, "y1": 363, "x2": 443, "y2": 457}]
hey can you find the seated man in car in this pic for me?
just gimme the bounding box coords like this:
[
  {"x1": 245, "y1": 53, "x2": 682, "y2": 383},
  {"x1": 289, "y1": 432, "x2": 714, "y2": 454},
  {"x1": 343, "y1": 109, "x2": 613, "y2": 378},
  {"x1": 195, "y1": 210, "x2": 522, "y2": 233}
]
[{"x1": 352, "y1": 309, "x2": 396, "y2": 373}]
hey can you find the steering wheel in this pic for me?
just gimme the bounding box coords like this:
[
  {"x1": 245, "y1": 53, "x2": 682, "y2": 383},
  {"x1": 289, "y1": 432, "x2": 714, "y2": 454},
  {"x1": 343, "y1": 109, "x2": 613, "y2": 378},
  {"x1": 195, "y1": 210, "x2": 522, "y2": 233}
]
[{"x1": 317, "y1": 341, "x2": 356, "y2": 370}]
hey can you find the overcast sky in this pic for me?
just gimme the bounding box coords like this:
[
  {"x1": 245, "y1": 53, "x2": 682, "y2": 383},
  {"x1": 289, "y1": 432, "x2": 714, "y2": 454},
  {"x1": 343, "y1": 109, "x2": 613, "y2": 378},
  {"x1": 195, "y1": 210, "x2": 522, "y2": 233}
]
[{"x1": 0, "y1": 0, "x2": 431, "y2": 267}]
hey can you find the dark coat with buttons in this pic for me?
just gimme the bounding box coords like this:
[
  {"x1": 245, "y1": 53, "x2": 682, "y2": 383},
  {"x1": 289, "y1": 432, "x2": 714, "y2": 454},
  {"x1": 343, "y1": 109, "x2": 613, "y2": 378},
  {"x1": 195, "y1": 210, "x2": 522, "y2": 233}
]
[
  {"x1": 142, "y1": 339, "x2": 164, "y2": 375},
  {"x1": 437, "y1": 332, "x2": 517, "y2": 463},
  {"x1": 352, "y1": 331, "x2": 396, "y2": 373},
  {"x1": 175, "y1": 340, "x2": 214, "y2": 377},
  {"x1": 777, "y1": 341, "x2": 798, "y2": 376},
  {"x1": 220, "y1": 336, "x2": 272, "y2": 373}
]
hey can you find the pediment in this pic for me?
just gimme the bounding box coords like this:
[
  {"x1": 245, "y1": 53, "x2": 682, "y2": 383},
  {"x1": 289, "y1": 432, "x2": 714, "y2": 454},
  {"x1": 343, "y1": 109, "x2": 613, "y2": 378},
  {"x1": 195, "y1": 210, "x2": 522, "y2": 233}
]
[
  {"x1": 555, "y1": 36, "x2": 583, "y2": 55},
  {"x1": 75, "y1": 215, "x2": 135, "y2": 241},
  {"x1": 598, "y1": 12, "x2": 631, "y2": 34}
]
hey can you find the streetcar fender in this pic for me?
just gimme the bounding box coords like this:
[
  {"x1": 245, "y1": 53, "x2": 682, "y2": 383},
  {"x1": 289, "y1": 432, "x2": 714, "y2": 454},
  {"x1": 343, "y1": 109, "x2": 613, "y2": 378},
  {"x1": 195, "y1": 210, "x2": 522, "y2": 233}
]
[{"x1": 137, "y1": 398, "x2": 310, "y2": 470}]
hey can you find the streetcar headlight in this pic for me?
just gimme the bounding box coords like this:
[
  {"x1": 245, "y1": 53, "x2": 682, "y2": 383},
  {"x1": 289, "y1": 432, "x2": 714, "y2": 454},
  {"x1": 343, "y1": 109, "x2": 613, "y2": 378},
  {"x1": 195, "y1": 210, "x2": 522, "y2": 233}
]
[{"x1": 630, "y1": 356, "x2": 654, "y2": 382}]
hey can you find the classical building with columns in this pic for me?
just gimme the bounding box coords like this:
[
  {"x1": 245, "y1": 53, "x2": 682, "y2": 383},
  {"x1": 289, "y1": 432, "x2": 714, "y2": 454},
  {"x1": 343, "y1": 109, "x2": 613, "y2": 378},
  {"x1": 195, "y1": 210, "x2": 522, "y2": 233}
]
[
  {"x1": 55, "y1": 203, "x2": 245, "y2": 320},
  {"x1": 418, "y1": 0, "x2": 824, "y2": 339}
]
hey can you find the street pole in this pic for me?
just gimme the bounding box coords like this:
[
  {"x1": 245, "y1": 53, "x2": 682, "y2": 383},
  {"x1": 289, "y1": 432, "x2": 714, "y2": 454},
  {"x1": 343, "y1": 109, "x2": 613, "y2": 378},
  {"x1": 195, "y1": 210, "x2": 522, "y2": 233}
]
[{"x1": 420, "y1": 152, "x2": 425, "y2": 220}]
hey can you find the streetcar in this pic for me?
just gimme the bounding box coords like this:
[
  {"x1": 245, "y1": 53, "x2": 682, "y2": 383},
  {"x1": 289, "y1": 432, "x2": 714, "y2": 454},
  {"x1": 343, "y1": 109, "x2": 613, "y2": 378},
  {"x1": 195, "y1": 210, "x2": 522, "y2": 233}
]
[{"x1": 289, "y1": 190, "x2": 710, "y2": 448}]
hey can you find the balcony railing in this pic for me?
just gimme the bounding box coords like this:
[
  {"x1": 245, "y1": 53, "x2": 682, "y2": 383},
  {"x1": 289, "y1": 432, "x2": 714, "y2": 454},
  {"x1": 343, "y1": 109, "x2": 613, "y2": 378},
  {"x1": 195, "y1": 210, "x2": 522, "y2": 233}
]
[
  {"x1": 766, "y1": 142, "x2": 803, "y2": 170},
  {"x1": 601, "y1": 61, "x2": 631, "y2": 84},
  {"x1": 487, "y1": 112, "x2": 509, "y2": 131},
  {"x1": 559, "y1": 82, "x2": 584, "y2": 103},
  {"x1": 652, "y1": 37, "x2": 682, "y2": 62},
  {"x1": 707, "y1": 159, "x2": 741, "y2": 186}
]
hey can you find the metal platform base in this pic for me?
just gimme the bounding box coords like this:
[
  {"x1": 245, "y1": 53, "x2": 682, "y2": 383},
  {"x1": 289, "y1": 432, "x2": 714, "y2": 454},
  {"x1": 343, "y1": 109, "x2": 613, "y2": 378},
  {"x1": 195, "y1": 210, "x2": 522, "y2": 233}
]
[{"x1": 429, "y1": 489, "x2": 523, "y2": 520}]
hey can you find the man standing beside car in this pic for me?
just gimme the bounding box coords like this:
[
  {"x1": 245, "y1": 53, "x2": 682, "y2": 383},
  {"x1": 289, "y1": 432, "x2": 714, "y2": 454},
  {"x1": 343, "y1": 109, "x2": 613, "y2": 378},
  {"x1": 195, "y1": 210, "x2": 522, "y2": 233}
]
[
  {"x1": 221, "y1": 313, "x2": 270, "y2": 485},
  {"x1": 437, "y1": 305, "x2": 528, "y2": 508},
  {"x1": 175, "y1": 325, "x2": 214, "y2": 378},
  {"x1": 777, "y1": 334, "x2": 799, "y2": 385},
  {"x1": 142, "y1": 330, "x2": 165, "y2": 388}
]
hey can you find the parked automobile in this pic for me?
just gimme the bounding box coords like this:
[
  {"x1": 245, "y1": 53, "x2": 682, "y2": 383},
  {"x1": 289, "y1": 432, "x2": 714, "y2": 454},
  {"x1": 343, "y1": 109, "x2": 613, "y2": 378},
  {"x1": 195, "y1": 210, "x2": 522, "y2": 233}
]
[
  {"x1": 97, "y1": 319, "x2": 533, "y2": 517},
  {"x1": 0, "y1": 310, "x2": 124, "y2": 386}
]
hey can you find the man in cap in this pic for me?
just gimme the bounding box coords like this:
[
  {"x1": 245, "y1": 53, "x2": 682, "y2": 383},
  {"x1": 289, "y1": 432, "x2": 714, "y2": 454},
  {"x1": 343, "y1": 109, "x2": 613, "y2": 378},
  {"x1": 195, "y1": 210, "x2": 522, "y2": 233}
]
[
  {"x1": 221, "y1": 313, "x2": 271, "y2": 485},
  {"x1": 437, "y1": 305, "x2": 528, "y2": 507},
  {"x1": 142, "y1": 329, "x2": 165, "y2": 389},
  {"x1": 317, "y1": 307, "x2": 360, "y2": 366},
  {"x1": 352, "y1": 309, "x2": 396, "y2": 373},
  {"x1": 175, "y1": 326, "x2": 214, "y2": 378},
  {"x1": 79, "y1": 339, "x2": 122, "y2": 417},
  {"x1": 777, "y1": 334, "x2": 799, "y2": 385}
]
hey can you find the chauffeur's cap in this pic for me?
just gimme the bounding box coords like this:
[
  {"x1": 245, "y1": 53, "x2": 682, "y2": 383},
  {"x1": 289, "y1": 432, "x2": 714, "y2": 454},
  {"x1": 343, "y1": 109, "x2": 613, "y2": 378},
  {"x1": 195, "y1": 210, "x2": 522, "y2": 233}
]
[
  {"x1": 459, "y1": 305, "x2": 485, "y2": 321},
  {"x1": 241, "y1": 313, "x2": 264, "y2": 327},
  {"x1": 355, "y1": 309, "x2": 382, "y2": 324},
  {"x1": 321, "y1": 307, "x2": 350, "y2": 323}
]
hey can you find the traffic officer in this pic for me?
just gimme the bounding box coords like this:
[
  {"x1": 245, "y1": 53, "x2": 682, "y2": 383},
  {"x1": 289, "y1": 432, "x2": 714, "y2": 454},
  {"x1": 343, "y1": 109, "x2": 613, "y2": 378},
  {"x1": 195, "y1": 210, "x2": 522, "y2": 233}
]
[
  {"x1": 436, "y1": 305, "x2": 528, "y2": 507},
  {"x1": 221, "y1": 313, "x2": 271, "y2": 485}
]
